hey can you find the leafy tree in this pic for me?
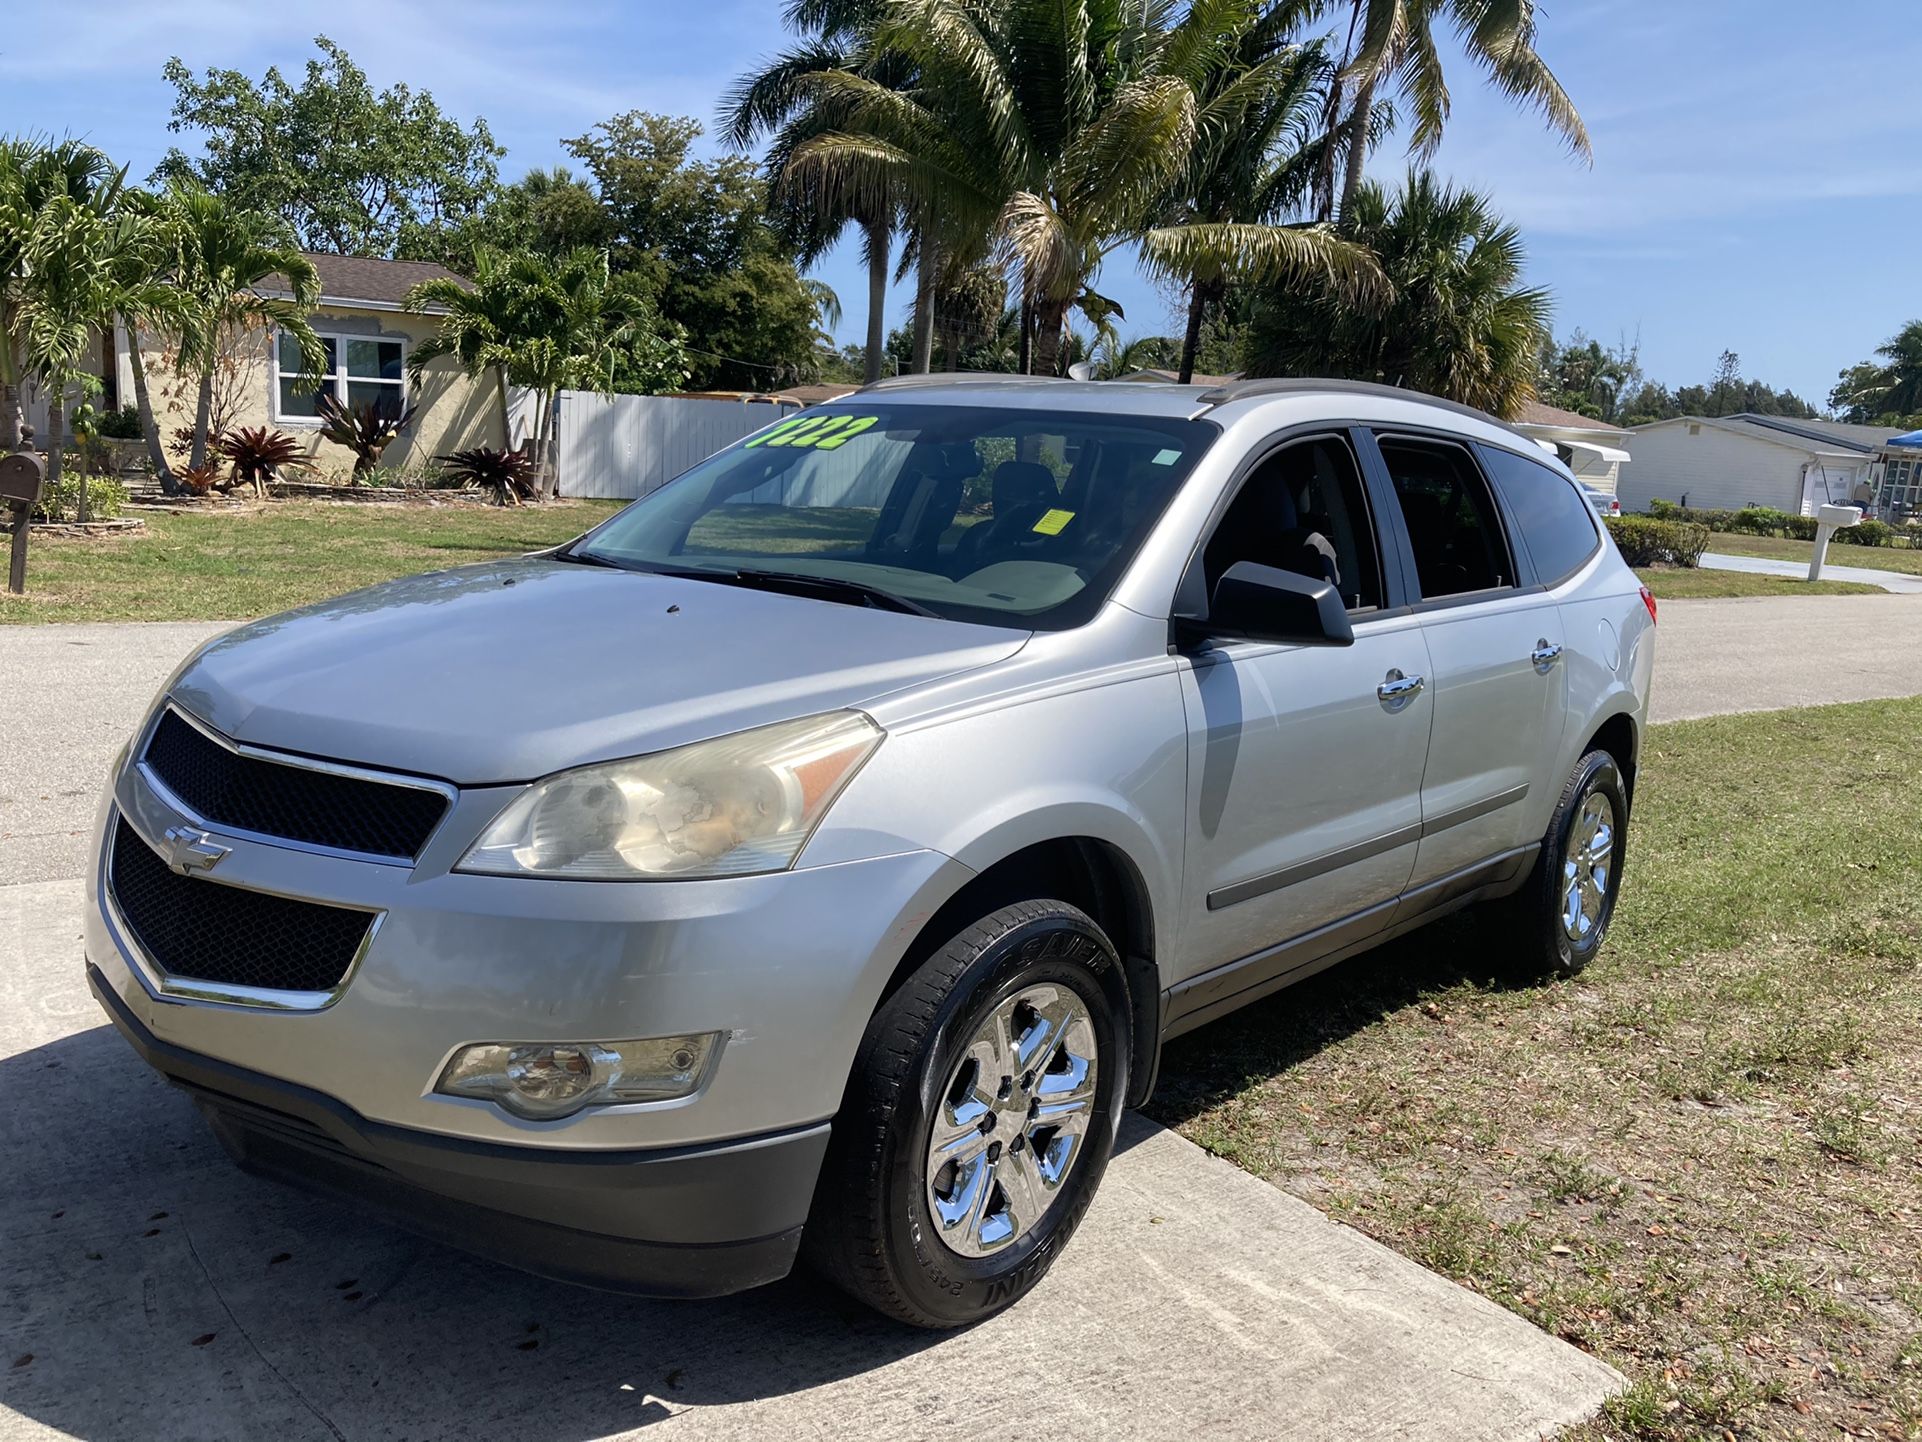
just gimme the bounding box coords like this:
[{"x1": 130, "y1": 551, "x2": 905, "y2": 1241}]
[
  {"x1": 1319, "y1": 0, "x2": 1589, "y2": 223},
  {"x1": 1829, "y1": 321, "x2": 1922, "y2": 425},
  {"x1": 1538, "y1": 329, "x2": 1643, "y2": 422},
  {"x1": 439, "y1": 166, "x2": 610, "y2": 272},
  {"x1": 562, "y1": 112, "x2": 822, "y2": 389},
  {"x1": 153, "y1": 37, "x2": 502, "y2": 258},
  {"x1": 406, "y1": 246, "x2": 689, "y2": 497},
  {"x1": 1243, "y1": 168, "x2": 1548, "y2": 418}
]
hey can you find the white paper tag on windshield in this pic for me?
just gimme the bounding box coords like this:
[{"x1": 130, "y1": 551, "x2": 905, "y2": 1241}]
[{"x1": 1152, "y1": 448, "x2": 1181, "y2": 465}]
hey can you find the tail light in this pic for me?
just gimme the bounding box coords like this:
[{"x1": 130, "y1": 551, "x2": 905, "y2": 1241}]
[{"x1": 1640, "y1": 585, "x2": 1657, "y2": 625}]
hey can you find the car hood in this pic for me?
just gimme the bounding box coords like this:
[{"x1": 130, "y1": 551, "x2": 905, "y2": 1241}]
[{"x1": 171, "y1": 558, "x2": 1029, "y2": 784}]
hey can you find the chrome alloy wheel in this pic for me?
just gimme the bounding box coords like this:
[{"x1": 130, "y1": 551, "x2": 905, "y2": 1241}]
[
  {"x1": 925, "y1": 983, "x2": 1100, "y2": 1258},
  {"x1": 1560, "y1": 790, "x2": 1615, "y2": 945}
]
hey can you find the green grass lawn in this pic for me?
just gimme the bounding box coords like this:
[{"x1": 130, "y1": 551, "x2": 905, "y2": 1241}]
[
  {"x1": 1152, "y1": 698, "x2": 1922, "y2": 1440},
  {"x1": 1708, "y1": 531, "x2": 1922, "y2": 577},
  {"x1": 1634, "y1": 566, "x2": 1883, "y2": 599},
  {"x1": 0, "y1": 499, "x2": 624, "y2": 624}
]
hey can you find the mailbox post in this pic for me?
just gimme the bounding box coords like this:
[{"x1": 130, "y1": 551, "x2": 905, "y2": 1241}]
[
  {"x1": 1, "y1": 452, "x2": 48, "y2": 595},
  {"x1": 1808, "y1": 502, "x2": 1863, "y2": 584}
]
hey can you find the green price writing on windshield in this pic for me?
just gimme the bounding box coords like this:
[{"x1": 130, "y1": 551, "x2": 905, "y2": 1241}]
[{"x1": 745, "y1": 413, "x2": 881, "y2": 451}]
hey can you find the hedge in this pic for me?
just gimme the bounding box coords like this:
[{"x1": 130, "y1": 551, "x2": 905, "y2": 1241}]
[
  {"x1": 1645, "y1": 498, "x2": 1904, "y2": 547},
  {"x1": 1605, "y1": 516, "x2": 1711, "y2": 568}
]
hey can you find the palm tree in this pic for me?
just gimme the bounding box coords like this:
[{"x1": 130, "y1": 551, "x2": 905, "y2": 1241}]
[
  {"x1": 1836, "y1": 321, "x2": 1922, "y2": 423},
  {"x1": 0, "y1": 137, "x2": 122, "y2": 452},
  {"x1": 407, "y1": 246, "x2": 655, "y2": 498},
  {"x1": 1139, "y1": 27, "x2": 1385, "y2": 381},
  {"x1": 725, "y1": 0, "x2": 906, "y2": 382},
  {"x1": 12, "y1": 189, "x2": 187, "y2": 518},
  {"x1": 162, "y1": 184, "x2": 324, "y2": 469},
  {"x1": 786, "y1": 0, "x2": 1228, "y2": 376},
  {"x1": 1321, "y1": 0, "x2": 1589, "y2": 224},
  {"x1": 1242, "y1": 169, "x2": 1549, "y2": 419}
]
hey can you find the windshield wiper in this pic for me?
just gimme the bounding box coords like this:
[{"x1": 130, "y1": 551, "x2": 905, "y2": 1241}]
[
  {"x1": 549, "y1": 546, "x2": 629, "y2": 569},
  {"x1": 728, "y1": 568, "x2": 940, "y2": 618}
]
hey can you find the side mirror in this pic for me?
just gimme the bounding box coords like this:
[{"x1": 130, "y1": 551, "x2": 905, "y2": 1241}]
[{"x1": 1177, "y1": 560, "x2": 1354, "y2": 648}]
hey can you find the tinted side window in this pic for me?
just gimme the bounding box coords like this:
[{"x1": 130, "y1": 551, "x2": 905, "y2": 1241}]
[
  {"x1": 1202, "y1": 435, "x2": 1384, "y2": 610},
  {"x1": 1479, "y1": 444, "x2": 1600, "y2": 585},
  {"x1": 1376, "y1": 437, "x2": 1514, "y2": 599}
]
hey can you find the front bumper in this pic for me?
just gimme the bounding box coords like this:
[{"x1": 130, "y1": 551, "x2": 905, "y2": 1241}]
[
  {"x1": 92, "y1": 966, "x2": 829, "y2": 1296},
  {"x1": 87, "y1": 752, "x2": 969, "y2": 1150}
]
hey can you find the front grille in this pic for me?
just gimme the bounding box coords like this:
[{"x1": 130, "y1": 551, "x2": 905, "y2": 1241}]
[
  {"x1": 143, "y1": 708, "x2": 448, "y2": 860},
  {"x1": 109, "y1": 818, "x2": 374, "y2": 994}
]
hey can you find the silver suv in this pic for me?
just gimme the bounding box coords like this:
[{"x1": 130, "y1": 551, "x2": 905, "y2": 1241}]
[{"x1": 87, "y1": 377, "x2": 1655, "y2": 1327}]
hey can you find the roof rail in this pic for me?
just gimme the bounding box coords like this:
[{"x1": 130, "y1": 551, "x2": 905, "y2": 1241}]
[
  {"x1": 1195, "y1": 376, "x2": 1534, "y2": 442},
  {"x1": 858, "y1": 371, "x2": 1068, "y2": 393}
]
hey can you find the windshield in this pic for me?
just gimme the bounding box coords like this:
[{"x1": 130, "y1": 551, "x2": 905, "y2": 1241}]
[{"x1": 571, "y1": 402, "x2": 1217, "y2": 629}]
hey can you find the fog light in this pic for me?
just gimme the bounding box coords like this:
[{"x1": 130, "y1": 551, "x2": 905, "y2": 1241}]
[{"x1": 436, "y1": 1034, "x2": 720, "y2": 1120}]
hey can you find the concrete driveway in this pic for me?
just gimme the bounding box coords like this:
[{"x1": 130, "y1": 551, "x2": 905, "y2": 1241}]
[{"x1": 10, "y1": 589, "x2": 1918, "y2": 1442}]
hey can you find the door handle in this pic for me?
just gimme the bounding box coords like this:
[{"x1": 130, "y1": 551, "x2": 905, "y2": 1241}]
[
  {"x1": 1377, "y1": 669, "x2": 1425, "y2": 704},
  {"x1": 1531, "y1": 639, "x2": 1563, "y2": 670}
]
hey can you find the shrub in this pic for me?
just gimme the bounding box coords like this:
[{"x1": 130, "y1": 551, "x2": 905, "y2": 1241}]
[
  {"x1": 217, "y1": 427, "x2": 308, "y2": 495},
  {"x1": 1606, "y1": 516, "x2": 1711, "y2": 568},
  {"x1": 175, "y1": 463, "x2": 222, "y2": 497},
  {"x1": 94, "y1": 403, "x2": 143, "y2": 440},
  {"x1": 315, "y1": 392, "x2": 417, "y2": 475},
  {"x1": 1642, "y1": 500, "x2": 1818, "y2": 539},
  {"x1": 32, "y1": 474, "x2": 129, "y2": 522},
  {"x1": 435, "y1": 446, "x2": 540, "y2": 505},
  {"x1": 1834, "y1": 518, "x2": 1896, "y2": 547}
]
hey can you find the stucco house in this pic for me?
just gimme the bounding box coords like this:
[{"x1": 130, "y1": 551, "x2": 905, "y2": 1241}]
[
  {"x1": 1512, "y1": 400, "x2": 1632, "y2": 496},
  {"x1": 1617, "y1": 413, "x2": 1902, "y2": 516},
  {"x1": 46, "y1": 253, "x2": 507, "y2": 478}
]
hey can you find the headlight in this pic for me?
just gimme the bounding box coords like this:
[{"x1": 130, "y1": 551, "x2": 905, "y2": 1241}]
[
  {"x1": 457, "y1": 710, "x2": 882, "y2": 880},
  {"x1": 436, "y1": 1034, "x2": 721, "y2": 1119}
]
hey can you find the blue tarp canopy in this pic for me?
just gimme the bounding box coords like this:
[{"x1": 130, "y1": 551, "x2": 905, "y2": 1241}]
[{"x1": 1890, "y1": 430, "x2": 1922, "y2": 448}]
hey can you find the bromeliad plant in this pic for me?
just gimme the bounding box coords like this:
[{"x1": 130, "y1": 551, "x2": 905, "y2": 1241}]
[
  {"x1": 217, "y1": 426, "x2": 308, "y2": 497},
  {"x1": 315, "y1": 391, "x2": 417, "y2": 476},
  {"x1": 435, "y1": 445, "x2": 540, "y2": 506}
]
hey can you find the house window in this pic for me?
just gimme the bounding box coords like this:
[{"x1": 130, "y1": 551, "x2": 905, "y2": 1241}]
[{"x1": 275, "y1": 331, "x2": 407, "y2": 423}]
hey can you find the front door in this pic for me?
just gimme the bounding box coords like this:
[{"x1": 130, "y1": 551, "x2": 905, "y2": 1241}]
[{"x1": 1171, "y1": 432, "x2": 1434, "y2": 1021}]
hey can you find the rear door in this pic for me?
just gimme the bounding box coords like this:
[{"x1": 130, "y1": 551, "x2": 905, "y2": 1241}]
[{"x1": 1365, "y1": 432, "x2": 1568, "y2": 893}]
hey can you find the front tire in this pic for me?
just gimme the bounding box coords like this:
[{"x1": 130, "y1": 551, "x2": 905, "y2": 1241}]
[
  {"x1": 804, "y1": 900, "x2": 1129, "y2": 1328},
  {"x1": 1495, "y1": 749, "x2": 1629, "y2": 976}
]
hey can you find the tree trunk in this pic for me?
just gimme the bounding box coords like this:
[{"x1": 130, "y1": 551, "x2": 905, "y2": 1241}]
[
  {"x1": 494, "y1": 364, "x2": 514, "y2": 450},
  {"x1": 1337, "y1": 71, "x2": 1379, "y2": 228},
  {"x1": 862, "y1": 217, "x2": 889, "y2": 384},
  {"x1": 0, "y1": 319, "x2": 22, "y2": 453},
  {"x1": 124, "y1": 322, "x2": 173, "y2": 489},
  {"x1": 189, "y1": 356, "x2": 215, "y2": 469},
  {"x1": 1178, "y1": 282, "x2": 1211, "y2": 385},
  {"x1": 1031, "y1": 299, "x2": 1068, "y2": 378},
  {"x1": 46, "y1": 391, "x2": 67, "y2": 516},
  {"x1": 1018, "y1": 295, "x2": 1034, "y2": 376},
  {"x1": 910, "y1": 249, "x2": 935, "y2": 374}
]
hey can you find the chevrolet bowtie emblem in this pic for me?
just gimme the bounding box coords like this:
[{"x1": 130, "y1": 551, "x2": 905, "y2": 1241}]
[{"x1": 161, "y1": 825, "x2": 230, "y2": 875}]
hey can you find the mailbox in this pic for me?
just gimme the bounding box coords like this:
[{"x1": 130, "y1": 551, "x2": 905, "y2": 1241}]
[
  {"x1": 1808, "y1": 502, "x2": 1865, "y2": 583},
  {"x1": 0, "y1": 451, "x2": 46, "y2": 506}
]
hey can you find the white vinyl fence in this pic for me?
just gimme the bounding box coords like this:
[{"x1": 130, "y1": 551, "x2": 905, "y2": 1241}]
[{"x1": 542, "y1": 392, "x2": 796, "y2": 499}]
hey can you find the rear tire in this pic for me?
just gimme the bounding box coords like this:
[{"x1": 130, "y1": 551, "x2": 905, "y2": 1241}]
[
  {"x1": 803, "y1": 900, "x2": 1129, "y2": 1328},
  {"x1": 1492, "y1": 749, "x2": 1629, "y2": 977}
]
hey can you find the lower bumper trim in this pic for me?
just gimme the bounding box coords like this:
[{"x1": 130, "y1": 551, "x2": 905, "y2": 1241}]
[{"x1": 88, "y1": 964, "x2": 830, "y2": 1298}]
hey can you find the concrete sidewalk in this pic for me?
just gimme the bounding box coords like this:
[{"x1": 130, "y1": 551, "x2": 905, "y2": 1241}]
[
  {"x1": 0, "y1": 879, "x2": 1620, "y2": 1442},
  {"x1": 1700, "y1": 550, "x2": 1922, "y2": 594}
]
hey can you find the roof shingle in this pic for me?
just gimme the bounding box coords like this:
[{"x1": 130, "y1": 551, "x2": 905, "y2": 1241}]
[{"x1": 257, "y1": 253, "x2": 467, "y2": 308}]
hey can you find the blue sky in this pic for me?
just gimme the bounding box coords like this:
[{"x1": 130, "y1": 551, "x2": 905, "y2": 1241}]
[{"x1": 3, "y1": 1, "x2": 1916, "y2": 406}]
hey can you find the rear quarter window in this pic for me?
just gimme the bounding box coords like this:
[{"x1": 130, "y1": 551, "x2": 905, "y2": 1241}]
[{"x1": 1478, "y1": 444, "x2": 1601, "y2": 586}]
